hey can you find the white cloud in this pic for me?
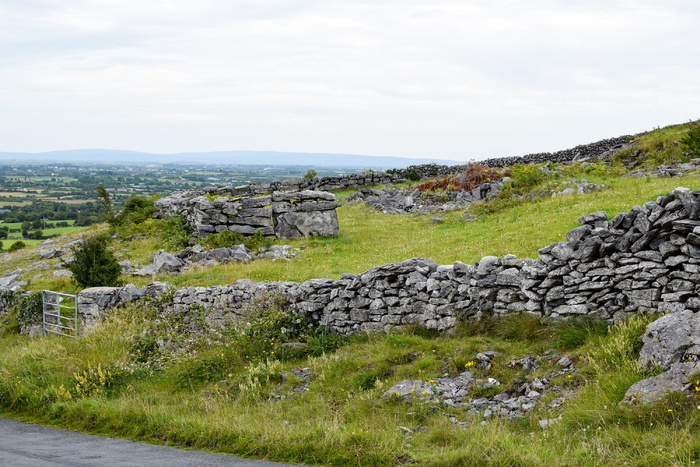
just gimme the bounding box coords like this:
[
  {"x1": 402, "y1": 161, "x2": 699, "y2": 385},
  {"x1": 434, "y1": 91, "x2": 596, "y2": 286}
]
[{"x1": 1, "y1": 0, "x2": 699, "y2": 159}]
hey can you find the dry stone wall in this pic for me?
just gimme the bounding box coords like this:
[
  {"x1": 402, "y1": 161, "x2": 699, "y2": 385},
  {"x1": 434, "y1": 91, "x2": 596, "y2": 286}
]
[
  {"x1": 80, "y1": 186, "x2": 700, "y2": 335},
  {"x1": 392, "y1": 134, "x2": 636, "y2": 178},
  {"x1": 155, "y1": 190, "x2": 340, "y2": 239}
]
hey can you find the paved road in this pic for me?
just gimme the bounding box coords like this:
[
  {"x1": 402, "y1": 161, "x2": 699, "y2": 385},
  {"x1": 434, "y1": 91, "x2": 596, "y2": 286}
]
[{"x1": 0, "y1": 417, "x2": 306, "y2": 467}]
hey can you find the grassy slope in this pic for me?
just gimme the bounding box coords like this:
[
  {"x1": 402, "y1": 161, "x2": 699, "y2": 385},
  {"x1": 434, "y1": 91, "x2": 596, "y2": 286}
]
[{"x1": 118, "y1": 174, "x2": 699, "y2": 288}]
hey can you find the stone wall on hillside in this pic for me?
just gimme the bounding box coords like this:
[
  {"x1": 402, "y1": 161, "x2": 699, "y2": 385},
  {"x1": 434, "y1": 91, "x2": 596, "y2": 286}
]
[
  {"x1": 391, "y1": 134, "x2": 636, "y2": 179},
  {"x1": 80, "y1": 187, "x2": 700, "y2": 335},
  {"x1": 155, "y1": 190, "x2": 340, "y2": 239},
  {"x1": 156, "y1": 172, "x2": 406, "y2": 207}
]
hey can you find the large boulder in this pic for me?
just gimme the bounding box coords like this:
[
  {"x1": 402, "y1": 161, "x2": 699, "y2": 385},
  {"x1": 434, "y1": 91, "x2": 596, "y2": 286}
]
[
  {"x1": 623, "y1": 310, "x2": 700, "y2": 404},
  {"x1": 638, "y1": 309, "x2": 700, "y2": 370}
]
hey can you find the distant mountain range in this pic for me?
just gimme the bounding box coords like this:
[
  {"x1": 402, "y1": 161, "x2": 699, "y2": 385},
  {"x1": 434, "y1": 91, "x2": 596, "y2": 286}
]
[{"x1": 0, "y1": 149, "x2": 462, "y2": 169}]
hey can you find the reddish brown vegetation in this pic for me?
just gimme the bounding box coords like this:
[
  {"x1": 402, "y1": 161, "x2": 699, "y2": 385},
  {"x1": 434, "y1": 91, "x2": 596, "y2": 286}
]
[{"x1": 414, "y1": 165, "x2": 509, "y2": 192}]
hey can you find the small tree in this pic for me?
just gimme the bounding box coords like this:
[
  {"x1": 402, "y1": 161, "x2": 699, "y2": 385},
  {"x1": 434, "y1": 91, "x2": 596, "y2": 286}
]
[
  {"x1": 95, "y1": 184, "x2": 115, "y2": 224},
  {"x1": 304, "y1": 169, "x2": 318, "y2": 179},
  {"x1": 407, "y1": 169, "x2": 420, "y2": 181},
  {"x1": 68, "y1": 235, "x2": 122, "y2": 288}
]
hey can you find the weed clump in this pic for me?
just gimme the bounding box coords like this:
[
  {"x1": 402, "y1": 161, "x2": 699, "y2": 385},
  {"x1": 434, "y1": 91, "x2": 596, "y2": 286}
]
[
  {"x1": 231, "y1": 294, "x2": 345, "y2": 362},
  {"x1": 415, "y1": 164, "x2": 507, "y2": 193}
]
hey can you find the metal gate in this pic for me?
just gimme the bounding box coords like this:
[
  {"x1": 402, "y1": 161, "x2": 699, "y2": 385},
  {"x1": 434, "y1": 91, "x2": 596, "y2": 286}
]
[{"x1": 42, "y1": 290, "x2": 78, "y2": 337}]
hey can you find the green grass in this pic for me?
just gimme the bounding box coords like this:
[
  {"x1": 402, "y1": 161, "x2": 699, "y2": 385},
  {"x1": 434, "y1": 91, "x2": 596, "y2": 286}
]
[
  {"x1": 610, "y1": 122, "x2": 697, "y2": 167},
  {"x1": 1, "y1": 308, "x2": 698, "y2": 466},
  {"x1": 2, "y1": 238, "x2": 43, "y2": 249}
]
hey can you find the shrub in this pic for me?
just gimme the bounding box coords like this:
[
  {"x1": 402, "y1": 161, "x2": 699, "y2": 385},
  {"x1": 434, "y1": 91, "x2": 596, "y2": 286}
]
[
  {"x1": 407, "y1": 169, "x2": 420, "y2": 181},
  {"x1": 113, "y1": 195, "x2": 156, "y2": 227},
  {"x1": 8, "y1": 241, "x2": 26, "y2": 252},
  {"x1": 503, "y1": 163, "x2": 547, "y2": 195},
  {"x1": 15, "y1": 291, "x2": 43, "y2": 329},
  {"x1": 0, "y1": 290, "x2": 43, "y2": 332},
  {"x1": 68, "y1": 235, "x2": 122, "y2": 288},
  {"x1": 304, "y1": 169, "x2": 318, "y2": 179},
  {"x1": 681, "y1": 120, "x2": 700, "y2": 156}
]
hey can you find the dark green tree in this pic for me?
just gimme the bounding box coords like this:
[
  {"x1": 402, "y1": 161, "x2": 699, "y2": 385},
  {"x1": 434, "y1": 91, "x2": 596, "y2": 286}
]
[
  {"x1": 68, "y1": 235, "x2": 122, "y2": 288},
  {"x1": 303, "y1": 169, "x2": 318, "y2": 179}
]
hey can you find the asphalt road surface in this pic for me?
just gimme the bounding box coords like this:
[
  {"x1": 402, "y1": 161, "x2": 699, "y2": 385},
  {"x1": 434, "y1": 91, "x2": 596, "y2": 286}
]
[{"x1": 0, "y1": 417, "x2": 306, "y2": 467}]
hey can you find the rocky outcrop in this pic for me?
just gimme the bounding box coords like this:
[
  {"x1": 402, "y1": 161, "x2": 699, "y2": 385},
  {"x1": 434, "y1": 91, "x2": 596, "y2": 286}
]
[
  {"x1": 382, "y1": 349, "x2": 577, "y2": 420},
  {"x1": 154, "y1": 190, "x2": 340, "y2": 239},
  {"x1": 348, "y1": 179, "x2": 507, "y2": 214}
]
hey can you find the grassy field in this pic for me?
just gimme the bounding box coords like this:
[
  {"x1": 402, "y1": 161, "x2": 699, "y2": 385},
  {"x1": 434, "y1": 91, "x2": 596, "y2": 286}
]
[
  {"x1": 0, "y1": 220, "x2": 84, "y2": 252},
  {"x1": 2, "y1": 238, "x2": 43, "y2": 249}
]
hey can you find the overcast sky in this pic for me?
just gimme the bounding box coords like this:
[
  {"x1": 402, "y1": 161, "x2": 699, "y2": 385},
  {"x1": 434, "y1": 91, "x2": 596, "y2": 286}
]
[{"x1": 1, "y1": 0, "x2": 699, "y2": 162}]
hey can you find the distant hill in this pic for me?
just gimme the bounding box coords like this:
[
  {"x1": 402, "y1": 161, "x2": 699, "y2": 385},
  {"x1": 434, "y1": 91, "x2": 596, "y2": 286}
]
[{"x1": 0, "y1": 149, "x2": 461, "y2": 169}]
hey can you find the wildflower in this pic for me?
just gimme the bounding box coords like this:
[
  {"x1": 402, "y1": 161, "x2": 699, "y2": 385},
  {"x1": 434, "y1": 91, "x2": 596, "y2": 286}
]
[
  {"x1": 410, "y1": 388, "x2": 416, "y2": 393},
  {"x1": 428, "y1": 379, "x2": 437, "y2": 384},
  {"x1": 465, "y1": 361, "x2": 475, "y2": 367}
]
